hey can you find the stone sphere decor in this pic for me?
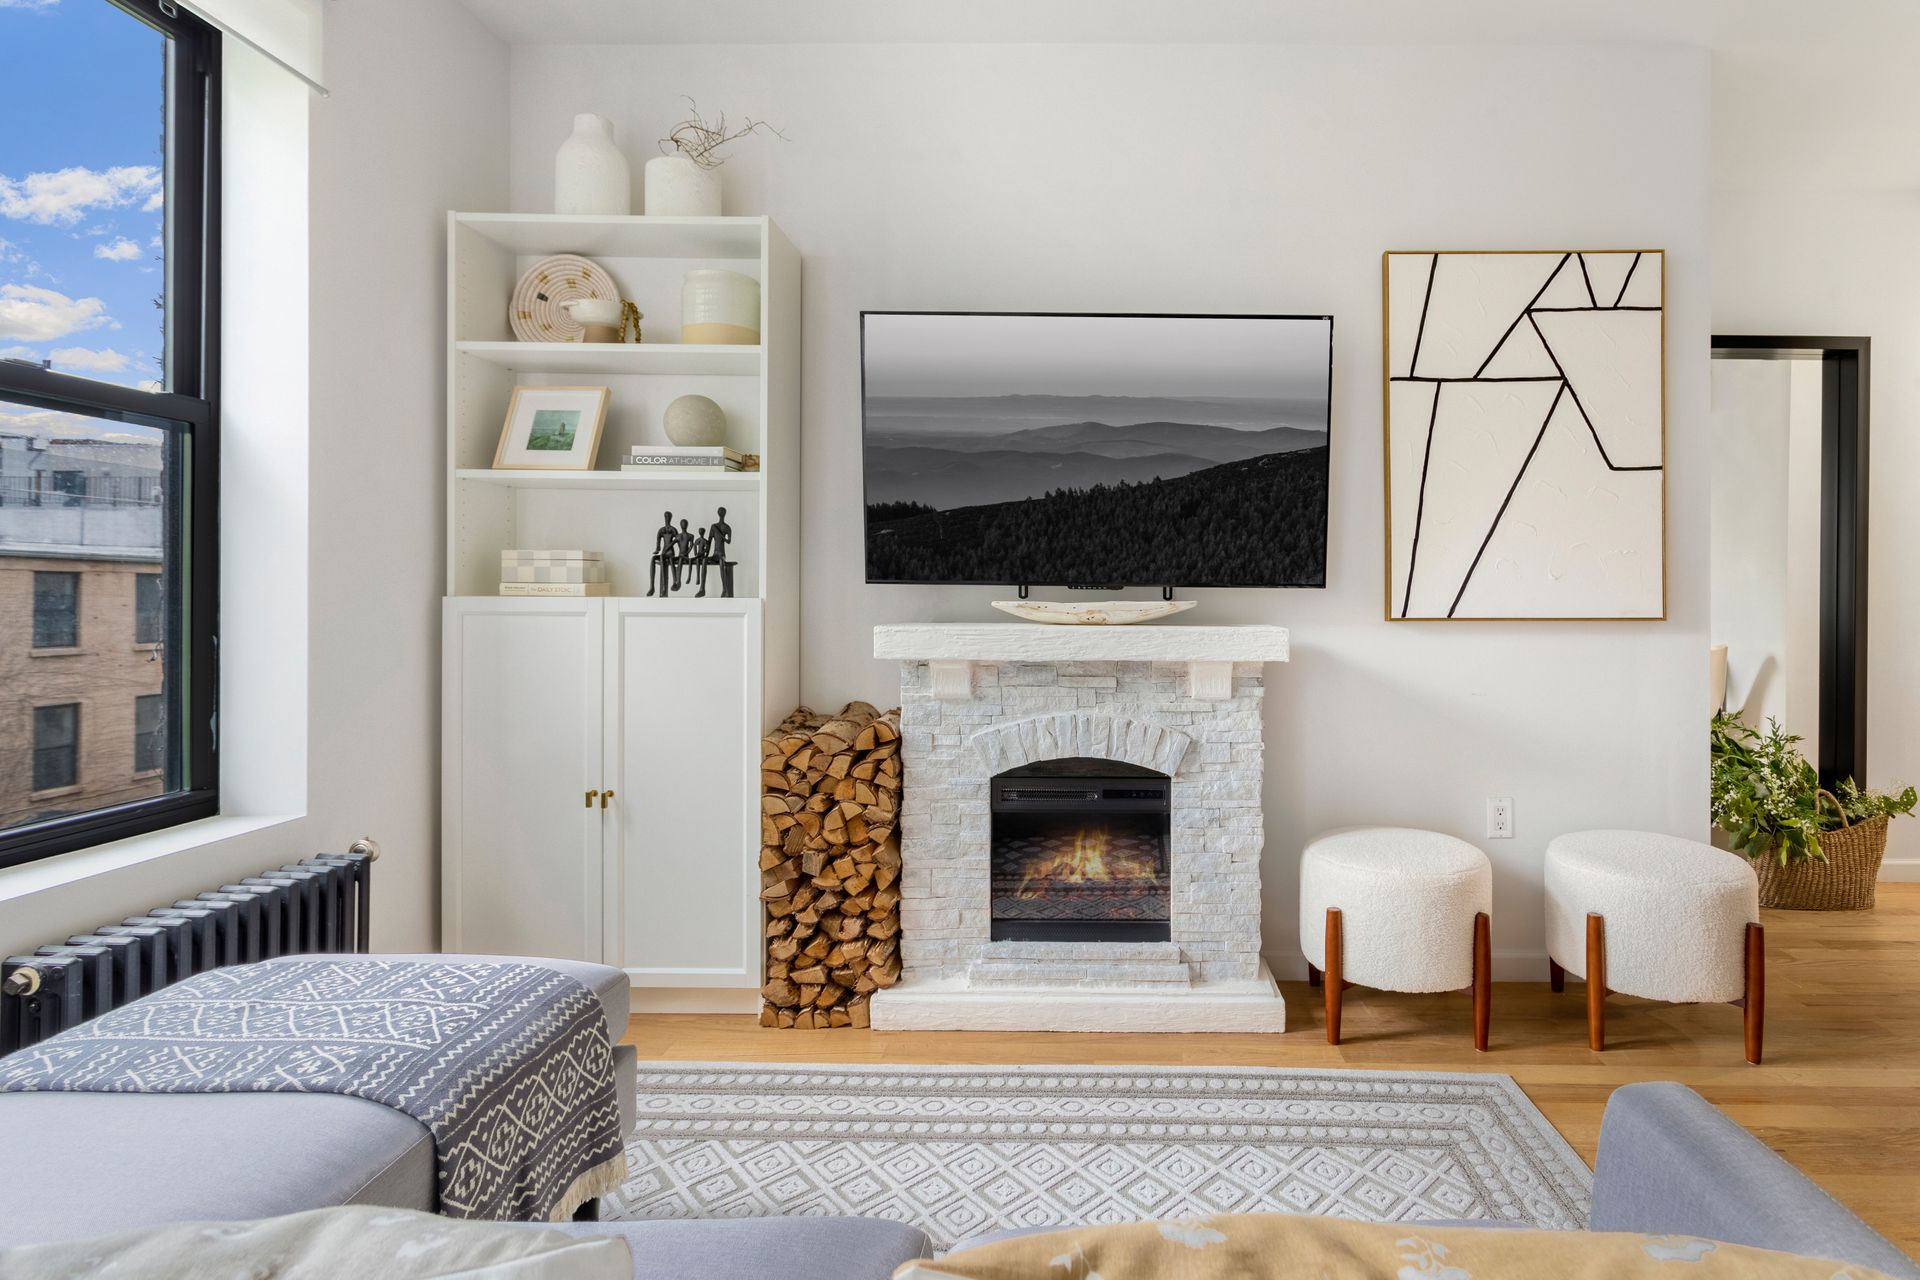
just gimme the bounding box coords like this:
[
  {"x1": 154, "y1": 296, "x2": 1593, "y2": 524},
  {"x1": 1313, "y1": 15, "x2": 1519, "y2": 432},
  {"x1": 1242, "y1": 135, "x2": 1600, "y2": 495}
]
[{"x1": 663, "y1": 394, "x2": 727, "y2": 447}]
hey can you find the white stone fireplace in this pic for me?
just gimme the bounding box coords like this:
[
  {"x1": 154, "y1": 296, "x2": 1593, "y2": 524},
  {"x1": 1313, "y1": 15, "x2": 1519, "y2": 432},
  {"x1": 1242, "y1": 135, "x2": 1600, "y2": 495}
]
[{"x1": 870, "y1": 623, "x2": 1290, "y2": 1032}]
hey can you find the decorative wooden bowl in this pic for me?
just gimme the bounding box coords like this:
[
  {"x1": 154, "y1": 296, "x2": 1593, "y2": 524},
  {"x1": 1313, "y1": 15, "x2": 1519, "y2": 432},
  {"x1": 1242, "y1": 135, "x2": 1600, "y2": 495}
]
[{"x1": 990, "y1": 599, "x2": 1197, "y2": 626}]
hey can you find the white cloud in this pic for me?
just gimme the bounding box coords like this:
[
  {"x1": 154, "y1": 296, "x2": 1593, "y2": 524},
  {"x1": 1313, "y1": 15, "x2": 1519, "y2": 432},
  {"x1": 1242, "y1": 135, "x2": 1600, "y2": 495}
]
[
  {"x1": 49, "y1": 346, "x2": 132, "y2": 373},
  {"x1": 0, "y1": 1, "x2": 61, "y2": 10},
  {"x1": 93, "y1": 237, "x2": 142, "y2": 262},
  {"x1": 0, "y1": 165, "x2": 162, "y2": 226},
  {"x1": 148, "y1": 235, "x2": 162, "y2": 250},
  {"x1": 143, "y1": 190, "x2": 164, "y2": 213},
  {"x1": 0, "y1": 283, "x2": 110, "y2": 341},
  {"x1": 0, "y1": 344, "x2": 42, "y2": 361}
]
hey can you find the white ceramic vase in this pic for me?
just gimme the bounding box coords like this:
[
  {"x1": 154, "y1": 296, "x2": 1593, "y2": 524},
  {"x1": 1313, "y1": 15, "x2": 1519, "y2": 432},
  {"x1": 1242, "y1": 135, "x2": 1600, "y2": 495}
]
[
  {"x1": 682, "y1": 269, "x2": 761, "y2": 345},
  {"x1": 644, "y1": 154, "x2": 722, "y2": 216},
  {"x1": 554, "y1": 114, "x2": 631, "y2": 215}
]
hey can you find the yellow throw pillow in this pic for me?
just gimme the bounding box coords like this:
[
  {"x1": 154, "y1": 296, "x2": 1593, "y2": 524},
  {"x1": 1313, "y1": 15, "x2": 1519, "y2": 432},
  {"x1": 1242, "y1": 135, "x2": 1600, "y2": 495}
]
[{"x1": 897, "y1": 1214, "x2": 1894, "y2": 1280}]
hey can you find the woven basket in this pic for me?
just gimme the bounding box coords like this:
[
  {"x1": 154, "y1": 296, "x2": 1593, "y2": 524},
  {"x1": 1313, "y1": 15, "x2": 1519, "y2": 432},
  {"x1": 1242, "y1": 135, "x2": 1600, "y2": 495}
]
[{"x1": 1750, "y1": 790, "x2": 1888, "y2": 911}]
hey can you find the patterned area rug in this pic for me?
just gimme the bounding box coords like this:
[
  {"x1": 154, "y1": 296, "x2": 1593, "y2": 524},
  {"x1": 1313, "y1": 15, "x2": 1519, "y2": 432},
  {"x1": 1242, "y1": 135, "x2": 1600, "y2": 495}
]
[{"x1": 608, "y1": 1062, "x2": 1592, "y2": 1248}]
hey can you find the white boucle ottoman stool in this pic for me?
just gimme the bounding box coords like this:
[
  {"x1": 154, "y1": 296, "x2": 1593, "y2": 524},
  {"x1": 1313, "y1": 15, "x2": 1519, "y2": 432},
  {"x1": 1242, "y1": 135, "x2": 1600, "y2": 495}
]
[
  {"x1": 1544, "y1": 830, "x2": 1764, "y2": 1064},
  {"x1": 1299, "y1": 827, "x2": 1492, "y2": 1050}
]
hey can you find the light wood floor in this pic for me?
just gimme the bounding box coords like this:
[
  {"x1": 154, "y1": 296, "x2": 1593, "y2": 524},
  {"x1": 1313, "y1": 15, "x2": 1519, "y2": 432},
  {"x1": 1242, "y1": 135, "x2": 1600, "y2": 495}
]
[{"x1": 625, "y1": 884, "x2": 1920, "y2": 1255}]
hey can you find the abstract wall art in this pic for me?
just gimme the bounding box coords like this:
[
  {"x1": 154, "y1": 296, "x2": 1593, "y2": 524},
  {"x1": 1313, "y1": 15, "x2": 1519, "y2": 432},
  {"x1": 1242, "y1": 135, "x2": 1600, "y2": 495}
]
[{"x1": 1383, "y1": 251, "x2": 1665, "y2": 620}]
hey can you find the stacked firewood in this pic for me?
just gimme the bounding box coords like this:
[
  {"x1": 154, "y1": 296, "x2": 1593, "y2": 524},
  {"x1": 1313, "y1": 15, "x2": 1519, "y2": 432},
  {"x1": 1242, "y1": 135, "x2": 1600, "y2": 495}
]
[{"x1": 758, "y1": 702, "x2": 903, "y2": 1028}]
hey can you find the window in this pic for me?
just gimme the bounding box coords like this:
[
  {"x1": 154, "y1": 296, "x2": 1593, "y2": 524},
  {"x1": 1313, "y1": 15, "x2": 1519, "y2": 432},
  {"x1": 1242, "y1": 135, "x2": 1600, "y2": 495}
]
[
  {"x1": 32, "y1": 705, "x2": 80, "y2": 793},
  {"x1": 135, "y1": 573, "x2": 163, "y2": 645},
  {"x1": 0, "y1": 0, "x2": 219, "y2": 865},
  {"x1": 134, "y1": 694, "x2": 164, "y2": 774},
  {"x1": 31, "y1": 572, "x2": 78, "y2": 649}
]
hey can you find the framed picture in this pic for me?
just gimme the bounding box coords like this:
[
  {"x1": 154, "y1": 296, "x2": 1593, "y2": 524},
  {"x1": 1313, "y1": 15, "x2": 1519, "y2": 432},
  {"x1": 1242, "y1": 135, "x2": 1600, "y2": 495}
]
[
  {"x1": 1382, "y1": 251, "x2": 1665, "y2": 620},
  {"x1": 492, "y1": 386, "x2": 610, "y2": 470}
]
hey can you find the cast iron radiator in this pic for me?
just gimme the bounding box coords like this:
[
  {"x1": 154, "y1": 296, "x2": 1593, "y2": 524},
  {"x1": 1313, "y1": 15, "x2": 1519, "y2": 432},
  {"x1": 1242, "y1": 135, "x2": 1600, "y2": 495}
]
[{"x1": 0, "y1": 846, "x2": 375, "y2": 1055}]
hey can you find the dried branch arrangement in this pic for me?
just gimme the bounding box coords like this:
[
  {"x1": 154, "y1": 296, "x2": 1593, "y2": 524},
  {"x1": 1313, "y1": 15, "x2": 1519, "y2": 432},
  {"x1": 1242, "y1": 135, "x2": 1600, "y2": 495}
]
[
  {"x1": 661, "y1": 97, "x2": 789, "y2": 170},
  {"x1": 759, "y1": 702, "x2": 903, "y2": 1028}
]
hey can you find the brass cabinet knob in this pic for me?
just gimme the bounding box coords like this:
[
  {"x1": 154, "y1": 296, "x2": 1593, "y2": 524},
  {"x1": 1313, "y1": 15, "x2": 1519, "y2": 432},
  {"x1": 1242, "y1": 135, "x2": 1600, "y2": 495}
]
[
  {"x1": 600, "y1": 790, "x2": 615, "y2": 809},
  {"x1": 584, "y1": 789, "x2": 599, "y2": 808}
]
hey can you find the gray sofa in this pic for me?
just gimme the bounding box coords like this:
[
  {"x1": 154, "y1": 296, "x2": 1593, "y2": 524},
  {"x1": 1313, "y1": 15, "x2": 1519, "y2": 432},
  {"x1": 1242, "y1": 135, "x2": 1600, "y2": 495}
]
[
  {"x1": 0, "y1": 955, "x2": 641, "y2": 1244},
  {"x1": 0, "y1": 956, "x2": 1908, "y2": 1279}
]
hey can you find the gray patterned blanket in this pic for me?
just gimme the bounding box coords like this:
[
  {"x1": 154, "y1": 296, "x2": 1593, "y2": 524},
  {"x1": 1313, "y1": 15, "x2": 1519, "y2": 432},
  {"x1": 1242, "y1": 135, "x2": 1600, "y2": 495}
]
[{"x1": 0, "y1": 959, "x2": 624, "y2": 1222}]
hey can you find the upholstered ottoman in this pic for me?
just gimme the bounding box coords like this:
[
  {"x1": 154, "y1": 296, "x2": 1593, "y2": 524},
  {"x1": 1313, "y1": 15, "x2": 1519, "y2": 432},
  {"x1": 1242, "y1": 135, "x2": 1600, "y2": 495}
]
[
  {"x1": 1299, "y1": 828, "x2": 1493, "y2": 1049},
  {"x1": 1544, "y1": 830, "x2": 1763, "y2": 1063}
]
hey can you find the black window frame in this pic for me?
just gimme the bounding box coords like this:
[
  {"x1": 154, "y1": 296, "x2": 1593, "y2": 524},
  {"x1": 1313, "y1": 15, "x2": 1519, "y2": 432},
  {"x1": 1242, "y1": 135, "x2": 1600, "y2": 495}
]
[
  {"x1": 0, "y1": 0, "x2": 220, "y2": 868},
  {"x1": 31, "y1": 571, "x2": 80, "y2": 649}
]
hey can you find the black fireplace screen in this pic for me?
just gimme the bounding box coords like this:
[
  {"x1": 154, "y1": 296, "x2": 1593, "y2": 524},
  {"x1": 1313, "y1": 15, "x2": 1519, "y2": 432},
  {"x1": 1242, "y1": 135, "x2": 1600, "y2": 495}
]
[{"x1": 989, "y1": 759, "x2": 1171, "y2": 943}]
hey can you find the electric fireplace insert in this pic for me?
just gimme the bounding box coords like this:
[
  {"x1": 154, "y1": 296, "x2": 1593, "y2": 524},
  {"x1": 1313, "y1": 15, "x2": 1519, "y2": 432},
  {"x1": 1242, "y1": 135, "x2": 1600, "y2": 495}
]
[{"x1": 989, "y1": 757, "x2": 1171, "y2": 943}]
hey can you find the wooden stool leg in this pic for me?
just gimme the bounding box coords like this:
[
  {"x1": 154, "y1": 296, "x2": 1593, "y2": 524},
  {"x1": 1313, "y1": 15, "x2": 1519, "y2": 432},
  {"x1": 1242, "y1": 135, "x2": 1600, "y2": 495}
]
[
  {"x1": 1324, "y1": 907, "x2": 1343, "y2": 1046},
  {"x1": 1306, "y1": 961, "x2": 1321, "y2": 988},
  {"x1": 1549, "y1": 957, "x2": 1564, "y2": 993},
  {"x1": 1586, "y1": 912, "x2": 1606, "y2": 1052},
  {"x1": 1472, "y1": 911, "x2": 1491, "y2": 1052},
  {"x1": 1745, "y1": 922, "x2": 1765, "y2": 1066}
]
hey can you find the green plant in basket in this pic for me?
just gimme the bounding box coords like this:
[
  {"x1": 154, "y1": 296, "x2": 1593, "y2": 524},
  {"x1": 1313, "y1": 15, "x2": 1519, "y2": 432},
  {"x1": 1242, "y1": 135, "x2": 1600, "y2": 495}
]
[{"x1": 1710, "y1": 712, "x2": 1916, "y2": 865}]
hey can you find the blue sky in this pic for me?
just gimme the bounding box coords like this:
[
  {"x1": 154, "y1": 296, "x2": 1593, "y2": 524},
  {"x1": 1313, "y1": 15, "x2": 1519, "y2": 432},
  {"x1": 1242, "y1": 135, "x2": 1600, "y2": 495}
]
[{"x1": 0, "y1": 0, "x2": 167, "y2": 395}]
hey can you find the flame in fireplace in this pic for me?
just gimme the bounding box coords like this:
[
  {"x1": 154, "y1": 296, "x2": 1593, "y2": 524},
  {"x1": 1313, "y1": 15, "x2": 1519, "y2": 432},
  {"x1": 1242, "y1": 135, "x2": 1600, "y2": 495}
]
[{"x1": 1015, "y1": 827, "x2": 1160, "y2": 898}]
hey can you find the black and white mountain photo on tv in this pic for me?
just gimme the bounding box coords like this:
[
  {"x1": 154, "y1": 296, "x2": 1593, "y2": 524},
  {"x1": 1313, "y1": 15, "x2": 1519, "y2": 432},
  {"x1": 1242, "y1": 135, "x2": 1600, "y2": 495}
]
[{"x1": 862, "y1": 312, "x2": 1332, "y2": 587}]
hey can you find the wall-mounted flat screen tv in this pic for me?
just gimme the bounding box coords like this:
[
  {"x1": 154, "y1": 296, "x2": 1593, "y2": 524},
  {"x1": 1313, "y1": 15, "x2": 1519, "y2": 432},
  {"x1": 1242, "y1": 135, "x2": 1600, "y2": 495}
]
[{"x1": 861, "y1": 311, "x2": 1332, "y2": 588}]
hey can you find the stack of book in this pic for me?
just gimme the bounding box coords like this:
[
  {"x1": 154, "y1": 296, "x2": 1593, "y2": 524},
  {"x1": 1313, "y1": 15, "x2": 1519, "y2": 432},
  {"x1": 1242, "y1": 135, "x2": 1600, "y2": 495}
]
[
  {"x1": 621, "y1": 445, "x2": 745, "y2": 474},
  {"x1": 499, "y1": 550, "x2": 609, "y2": 597}
]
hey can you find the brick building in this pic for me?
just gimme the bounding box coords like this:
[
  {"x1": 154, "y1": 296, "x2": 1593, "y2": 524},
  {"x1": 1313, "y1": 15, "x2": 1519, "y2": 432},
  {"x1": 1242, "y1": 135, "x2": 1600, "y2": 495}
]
[{"x1": 0, "y1": 432, "x2": 167, "y2": 831}]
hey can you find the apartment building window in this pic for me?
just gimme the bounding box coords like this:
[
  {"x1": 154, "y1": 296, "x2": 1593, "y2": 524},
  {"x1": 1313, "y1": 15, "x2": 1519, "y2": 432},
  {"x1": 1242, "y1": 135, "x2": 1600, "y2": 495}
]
[
  {"x1": 0, "y1": 0, "x2": 220, "y2": 864},
  {"x1": 134, "y1": 694, "x2": 165, "y2": 774},
  {"x1": 32, "y1": 705, "x2": 80, "y2": 793},
  {"x1": 32, "y1": 572, "x2": 79, "y2": 649},
  {"x1": 135, "y1": 573, "x2": 164, "y2": 645}
]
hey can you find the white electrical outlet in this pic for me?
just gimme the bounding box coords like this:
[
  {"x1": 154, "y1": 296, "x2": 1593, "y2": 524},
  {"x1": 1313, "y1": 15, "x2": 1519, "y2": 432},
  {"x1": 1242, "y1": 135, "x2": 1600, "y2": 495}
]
[{"x1": 1487, "y1": 797, "x2": 1514, "y2": 839}]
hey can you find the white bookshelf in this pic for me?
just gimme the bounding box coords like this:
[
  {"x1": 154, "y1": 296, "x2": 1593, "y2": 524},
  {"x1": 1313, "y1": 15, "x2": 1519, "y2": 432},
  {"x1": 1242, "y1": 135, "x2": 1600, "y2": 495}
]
[
  {"x1": 442, "y1": 213, "x2": 800, "y2": 996},
  {"x1": 444, "y1": 211, "x2": 799, "y2": 616}
]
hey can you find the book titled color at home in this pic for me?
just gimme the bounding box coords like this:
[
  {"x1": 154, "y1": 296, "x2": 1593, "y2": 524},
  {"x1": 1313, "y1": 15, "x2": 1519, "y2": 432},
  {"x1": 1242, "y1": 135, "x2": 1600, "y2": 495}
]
[
  {"x1": 498, "y1": 581, "x2": 612, "y2": 597},
  {"x1": 619, "y1": 463, "x2": 743, "y2": 474},
  {"x1": 623, "y1": 456, "x2": 742, "y2": 469},
  {"x1": 624, "y1": 446, "x2": 745, "y2": 463}
]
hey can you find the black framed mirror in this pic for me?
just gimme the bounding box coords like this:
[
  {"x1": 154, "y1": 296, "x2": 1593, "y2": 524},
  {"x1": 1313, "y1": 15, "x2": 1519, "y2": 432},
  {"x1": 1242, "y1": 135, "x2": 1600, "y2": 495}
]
[{"x1": 1709, "y1": 336, "x2": 1868, "y2": 788}]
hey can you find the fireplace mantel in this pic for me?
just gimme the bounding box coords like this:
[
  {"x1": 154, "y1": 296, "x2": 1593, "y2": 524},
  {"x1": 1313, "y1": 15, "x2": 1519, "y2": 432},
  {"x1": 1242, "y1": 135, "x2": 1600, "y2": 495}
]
[{"x1": 873, "y1": 623, "x2": 1289, "y2": 699}]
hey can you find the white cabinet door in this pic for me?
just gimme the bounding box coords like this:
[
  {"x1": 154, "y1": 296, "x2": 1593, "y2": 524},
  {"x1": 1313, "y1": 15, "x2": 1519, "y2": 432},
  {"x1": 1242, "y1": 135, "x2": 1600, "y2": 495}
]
[
  {"x1": 603, "y1": 599, "x2": 762, "y2": 986},
  {"x1": 442, "y1": 597, "x2": 603, "y2": 962}
]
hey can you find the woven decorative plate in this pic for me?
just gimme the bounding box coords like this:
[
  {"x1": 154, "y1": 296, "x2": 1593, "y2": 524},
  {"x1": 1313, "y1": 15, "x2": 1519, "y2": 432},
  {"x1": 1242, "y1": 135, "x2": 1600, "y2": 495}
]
[{"x1": 509, "y1": 254, "x2": 619, "y2": 343}]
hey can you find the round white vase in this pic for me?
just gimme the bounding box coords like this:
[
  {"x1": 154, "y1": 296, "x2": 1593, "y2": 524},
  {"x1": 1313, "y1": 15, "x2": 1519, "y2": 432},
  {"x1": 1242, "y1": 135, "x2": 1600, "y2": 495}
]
[
  {"x1": 554, "y1": 114, "x2": 631, "y2": 215},
  {"x1": 644, "y1": 154, "x2": 722, "y2": 216}
]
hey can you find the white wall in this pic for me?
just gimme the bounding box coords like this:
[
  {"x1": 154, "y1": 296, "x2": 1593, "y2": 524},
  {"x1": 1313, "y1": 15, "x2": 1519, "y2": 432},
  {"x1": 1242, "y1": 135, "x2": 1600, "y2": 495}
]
[
  {"x1": 0, "y1": 0, "x2": 507, "y2": 956},
  {"x1": 511, "y1": 42, "x2": 1713, "y2": 971},
  {"x1": 1714, "y1": 188, "x2": 1920, "y2": 875},
  {"x1": 1708, "y1": 358, "x2": 1790, "y2": 728}
]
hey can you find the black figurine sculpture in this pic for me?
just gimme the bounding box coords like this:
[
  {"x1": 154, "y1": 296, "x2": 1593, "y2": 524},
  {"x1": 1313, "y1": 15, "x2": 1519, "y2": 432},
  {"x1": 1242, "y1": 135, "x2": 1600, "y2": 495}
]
[
  {"x1": 691, "y1": 526, "x2": 712, "y2": 596},
  {"x1": 646, "y1": 510, "x2": 676, "y2": 596},
  {"x1": 709, "y1": 506, "x2": 735, "y2": 597},
  {"x1": 648, "y1": 505, "x2": 738, "y2": 600}
]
